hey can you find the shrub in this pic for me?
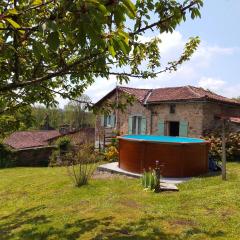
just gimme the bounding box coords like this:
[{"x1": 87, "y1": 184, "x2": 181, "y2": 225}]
[
  {"x1": 205, "y1": 132, "x2": 240, "y2": 162},
  {"x1": 0, "y1": 143, "x2": 16, "y2": 168},
  {"x1": 141, "y1": 169, "x2": 158, "y2": 191},
  {"x1": 63, "y1": 144, "x2": 97, "y2": 187},
  {"x1": 55, "y1": 136, "x2": 72, "y2": 151},
  {"x1": 49, "y1": 148, "x2": 60, "y2": 167},
  {"x1": 104, "y1": 138, "x2": 119, "y2": 162},
  {"x1": 49, "y1": 137, "x2": 72, "y2": 166},
  {"x1": 104, "y1": 145, "x2": 118, "y2": 162}
]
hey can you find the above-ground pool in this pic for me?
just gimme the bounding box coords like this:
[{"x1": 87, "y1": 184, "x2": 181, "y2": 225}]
[{"x1": 118, "y1": 135, "x2": 209, "y2": 177}]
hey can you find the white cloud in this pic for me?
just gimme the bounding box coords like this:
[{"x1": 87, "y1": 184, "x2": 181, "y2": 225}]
[
  {"x1": 198, "y1": 77, "x2": 226, "y2": 91},
  {"x1": 198, "y1": 77, "x2": 240, "y2": 98}
]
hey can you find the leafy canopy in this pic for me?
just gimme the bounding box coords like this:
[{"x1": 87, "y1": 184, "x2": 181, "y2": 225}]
[{"x1": 0, "y1": 0, "x2": 202, "y2": 113}]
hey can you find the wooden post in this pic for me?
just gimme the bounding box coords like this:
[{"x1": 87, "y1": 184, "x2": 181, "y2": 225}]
[
  {"x1": 155, "y1": 160, "x2": 161, "y2": 193},
  {"x1": 222, "y1": 119, "x2": 227, "y2": 180}
]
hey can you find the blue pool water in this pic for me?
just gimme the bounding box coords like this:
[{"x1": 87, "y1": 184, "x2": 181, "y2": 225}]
[{"x1": 122, "y1": 135, "x2": 205, "y2": 143}]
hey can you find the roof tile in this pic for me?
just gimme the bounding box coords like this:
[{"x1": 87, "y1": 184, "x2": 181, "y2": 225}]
[{"x1": 4, "y1": 130, "x2": 61, "y2": 149}]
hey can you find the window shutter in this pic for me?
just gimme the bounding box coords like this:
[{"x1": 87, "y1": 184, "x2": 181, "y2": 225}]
[
  {"x1": 128, "y1": 116, "x2": 133, "y2": 134},
  {"x1": 179, "y1": 121, "x2": 188, "y2": 137},
  {"x1": 141, "y1": 117, "x2": 147, "y2": 135},
  {"x1": 100, "y1": 115, "x2": 105, "y2": 127},
  {"x1": 111, "y1": 114, "x2": 115, "y2": 127},
  {"x1": 158, "y1": 119, "x2": 165, "y2": 136}
]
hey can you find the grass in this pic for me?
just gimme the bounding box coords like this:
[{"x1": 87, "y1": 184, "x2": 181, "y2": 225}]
[{"x1": 0, "y1": 163, "x2": 240, "y2": 240}]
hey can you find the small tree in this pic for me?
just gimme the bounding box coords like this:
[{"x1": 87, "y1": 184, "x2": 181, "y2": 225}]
[{"x1": 63, "y1": 144, "x2": 97, "y2": 187}]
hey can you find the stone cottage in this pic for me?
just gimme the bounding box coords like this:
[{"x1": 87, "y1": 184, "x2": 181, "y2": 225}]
[{"x1": 94, "y1": 85, "x2": 240, "y2": 148}]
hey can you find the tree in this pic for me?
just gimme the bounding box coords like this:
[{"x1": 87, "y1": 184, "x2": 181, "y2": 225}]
[
  {"x1": 64, "y1": 95, "x2": 94, "y2": 129},
  {"x1": 0, "y1": 106, "x2": 33, "y2": 138},
  {"x1": 31, "y1": 106, "x2": 64, "y2": 129},
  {"x1": 0, "y1": 0, "x2": 202, "y2": 114}
]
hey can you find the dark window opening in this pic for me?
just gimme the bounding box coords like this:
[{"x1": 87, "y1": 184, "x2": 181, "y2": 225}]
[
  {"x1": 170, "y1": 104, "x2": 176, "y2": 114},
  {"x1": 169, "y1": 121, "x2": 179, "y2": 136}
]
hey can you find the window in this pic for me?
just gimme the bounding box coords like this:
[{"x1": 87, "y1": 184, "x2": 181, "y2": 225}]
[
  {"x1": 132, "y1": 116, "x2": 142, "y2": 134},
  {"x1": 128, "y1": 115, "x2": 146, "y2": 135},
  {"x1": 170, "y1": 104, "x2": 176, "y2": 114},
  {"x1": 102, "y1": 115, "x2": 115, "y2": 128}
]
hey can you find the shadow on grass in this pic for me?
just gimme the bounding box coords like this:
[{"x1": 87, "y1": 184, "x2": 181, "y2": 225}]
[
  {"x1": 0, "y1": 207, "x2": 226, "y2": 240},
  {"x1": 93, "y1": 216, "x2": 225, "y2": 240}
]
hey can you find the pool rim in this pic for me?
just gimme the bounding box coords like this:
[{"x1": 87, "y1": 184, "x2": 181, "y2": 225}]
[{"x1": 117, "y1": 135, "x2": 208, "y2": 145}]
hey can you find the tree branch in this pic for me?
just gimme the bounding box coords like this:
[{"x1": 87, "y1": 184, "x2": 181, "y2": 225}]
[
  {"x1": 0, "y1": 51, "x2": 103, "y2": 92},
  {"x1": 131, "y1": 0, "x2": 199, "y2": 36}
]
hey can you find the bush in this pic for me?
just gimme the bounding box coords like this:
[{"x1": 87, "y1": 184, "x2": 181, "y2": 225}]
[
  {"x1": 205, "y1": 132, "x2": 240, "y2": 162},
  {"x1": 49, "y1": 148, "x2": 60, "y2": 167},
  {"x1": 104, "y1": 138, "x2": 119, "y2": 162},
  {"x1": 0, "y1": 143, "x2": 16, "y2": 168},
  {"x1": 63, "y1": 144, "x2": 97, "y2": 187},
  {"x1": 49, "y1": 137, "x2": 72, "y2": 166},
  {"x1": 55, "y1": 136, "x2": 72, "y2": 151}
]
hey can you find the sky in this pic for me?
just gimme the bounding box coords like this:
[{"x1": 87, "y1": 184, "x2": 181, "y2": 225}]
[{"x1": 57, "y1": 0, "x2": 240, "y2": 107}]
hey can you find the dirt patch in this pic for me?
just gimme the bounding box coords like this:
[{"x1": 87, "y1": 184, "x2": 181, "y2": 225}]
[
  {"x1": 118, "y1": 199, "x2": 140, "y2": 209},
  {"x1": 221, "y1": 208, "x2": 235, "y2": 219},
  {"x1": 169, "y1": 219, "x2": 197, "y2": 227}
]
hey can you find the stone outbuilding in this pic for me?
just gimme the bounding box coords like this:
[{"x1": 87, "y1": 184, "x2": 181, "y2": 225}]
[
  {"x1": 3, "y1": 128, "x2": 95, "y2": 166},
  {"x1": 94, "y1": 85, "x2": 240, "y2": 148}
]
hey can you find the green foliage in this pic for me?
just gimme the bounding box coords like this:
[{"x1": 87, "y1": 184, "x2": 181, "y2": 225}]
[
  {"x1": 141, "y1": 169, "x2": 158, "y2": 191},
  {"x1": 31, "y1": 98, "x2": 95, "y2": 130},
  {"x1": 205, "y1": 133, "x2": 240, "y2": 162},
  {"x1": 55, "y1": 136, "x2": 72, "y2": 151},
  {"x1": 0, "y1": 0, "x2": 202, "y2": 114},
  {"x1": 49, "y1": 148, "x2": 60, "y2": 167},
  {"x1": 0, "y1": 142, "x2": 16, "y2": 168},
  {"x1": 49, "y1": 137, "x2": 72, "y2": 166},
  {"x1": 63, "y1": 144, "x2": 97, "y2": 187},
  {"x1": 0, "y1": 106, "x2": 34, "y2": 138}
]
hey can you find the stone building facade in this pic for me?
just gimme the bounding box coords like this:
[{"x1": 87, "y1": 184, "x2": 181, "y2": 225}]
[{"x1": 95, "y1": 86, "x2": 240, "y2": 148}]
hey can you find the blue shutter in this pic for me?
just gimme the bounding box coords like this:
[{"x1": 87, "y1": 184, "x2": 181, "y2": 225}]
[
  {"x1": 179, "y1": 121, "x2": 188, "y2": 137},
  {"x1": 141, "y1": 117, "x2": 147, "y2": 135},
  {"x1": 100, "y1": 115, "x2": 104, "y2": 127},
  {"x1": 158, "y1": 119, "x2": 165, "y2": 136},
  {"x1": 128, "y1": 116, "x2": 133, "y2": 134}
]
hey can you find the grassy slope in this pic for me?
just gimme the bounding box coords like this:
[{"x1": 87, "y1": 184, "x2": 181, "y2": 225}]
[{"x1": 0, "y1": 163, "x2": 240, "y2": 240}]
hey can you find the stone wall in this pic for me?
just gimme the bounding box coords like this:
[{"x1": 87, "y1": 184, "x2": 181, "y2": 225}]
[
  {"x1": 95, "y1": 93, "x2": 150, "y2": 147},
  {"x1": 150, "y1": 102, "x2": 204, "y2": 137},
  {"x1": 15, "y1": 146, "x2": 56, "y2": 167}
]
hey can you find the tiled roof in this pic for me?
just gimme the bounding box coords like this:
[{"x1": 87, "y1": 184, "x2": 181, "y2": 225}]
[
  {"x1": 216, "y1": 115, "x2": 240, "y2": 124},
  {"x1": 147, "y1": 86, "x2": 240, "y2": 105},
  {"x1": 118, "y1": 86, "x2": 151, "y2": 103},
  {"x1": 99, "y1": 85, "x2": 239, "y2": 106},
  {"x1": 4, "y1": 130, "x2": 61, "y2": 149}
]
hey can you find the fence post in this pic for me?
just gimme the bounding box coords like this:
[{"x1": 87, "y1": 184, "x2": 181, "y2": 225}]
[{"x1": 155, "y1": 160, "x2": 161, "y2": 192}]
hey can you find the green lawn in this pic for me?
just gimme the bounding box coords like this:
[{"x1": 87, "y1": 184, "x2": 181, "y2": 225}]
[{"x1": 0, "y1": 163, "x2": 240, "y2": 240}]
